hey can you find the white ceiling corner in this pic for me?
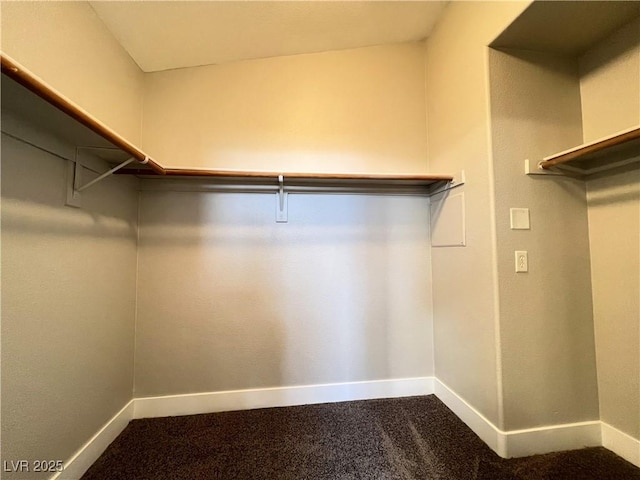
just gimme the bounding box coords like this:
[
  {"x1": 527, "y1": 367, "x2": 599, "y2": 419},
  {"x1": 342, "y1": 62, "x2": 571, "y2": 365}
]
[{"x1": 89, "y1": 1, "x2": 448, "y2": 72}]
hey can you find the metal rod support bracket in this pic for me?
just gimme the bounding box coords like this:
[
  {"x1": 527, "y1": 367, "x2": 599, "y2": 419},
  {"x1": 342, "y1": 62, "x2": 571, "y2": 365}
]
[{"x1": 276, "y1": 174, "x2": 288, "y2": 223}]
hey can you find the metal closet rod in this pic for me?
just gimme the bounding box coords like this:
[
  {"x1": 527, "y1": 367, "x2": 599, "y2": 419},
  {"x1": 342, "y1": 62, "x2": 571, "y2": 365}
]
[
  {"x1": 0, "y1": 53, "x2": 166, "y2": 175},
  {"x1": 138, "y1": 172, "x2": 463, "y2": 197}
]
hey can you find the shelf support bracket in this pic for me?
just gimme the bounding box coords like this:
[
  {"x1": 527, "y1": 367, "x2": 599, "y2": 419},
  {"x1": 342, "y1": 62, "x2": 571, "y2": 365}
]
[
  {"x1": 524, "y1": 157, "x2": 640, "y2": 178},
  {"x1": 524, "y1": 159, "x2": 571, "y2": 177},
  {"x1": 66, "y1": 156, "x2": 137, "y2": 207},
  {"x1": 428, "y1": 170, "x2": 466, "y2": 197},
  {"x1": 276, "y1": 174, "x2": 288, "y2": 223},
  {"x1": 77, "y1": 157, "x2": 136, "y2": 192}
]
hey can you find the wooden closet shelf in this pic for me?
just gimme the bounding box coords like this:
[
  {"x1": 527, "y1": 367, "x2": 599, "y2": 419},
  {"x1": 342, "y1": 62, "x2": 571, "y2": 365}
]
[
  {"x1": 118, "y1": 168, "x2": 453, "y2": 187},
  {"x1": 540, "y1": 127, "x2": 640, "y2": 171}
]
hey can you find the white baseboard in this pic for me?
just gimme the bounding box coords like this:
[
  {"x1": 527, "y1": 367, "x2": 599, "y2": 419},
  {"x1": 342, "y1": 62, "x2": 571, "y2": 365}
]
[
  {"x1": 602, "y1": 421, "x2": 640, "y2": 467},
  {"x1": 433, "y1": 379, "x2": 601, "y2": 458},
  {"x1": 133, "y1": 377, "x2": 434, "y2": 419},
  {"x1": 433, "y1": 378, "x2": 504, "y2": 455},
  {"x1": 504, "y1": 421, "x2": 601, "y2": 458},
  {"x1": 51, "y1": 400, "x2": 134, "y2": 480}
]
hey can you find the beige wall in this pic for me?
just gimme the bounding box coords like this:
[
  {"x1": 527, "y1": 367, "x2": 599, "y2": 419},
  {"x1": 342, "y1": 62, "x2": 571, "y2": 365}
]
[
  {"x1": 142, "y1": 42, "x2": 428, "y2": 173},
  {"x1": 0, "y1": 112, "x2": 139, "y2": 478},
  {"x1": 580, "y1": 18, "x2": 640, "y2": 439},
  {"x1": 586, "y1": 170, "x2": 640, "y2": 439},
  {"x1": 424, "y1": 0, "x2": 530, "y2": 428},
  {"x1": 488, "y1": 49, "x2": 599, "y2": 430},
  {"x1": 134, "y1": 185, "x2": 434, "y2": 396},
  {"x1": 0, "y1": 1, "x2": 145, "y2": 144},
  {"x1": 579, "y1": 18, "x2": 640, "y2": 142},
  {"x1": 136, "y1": 40, "x2": 436, "y2": 397}
]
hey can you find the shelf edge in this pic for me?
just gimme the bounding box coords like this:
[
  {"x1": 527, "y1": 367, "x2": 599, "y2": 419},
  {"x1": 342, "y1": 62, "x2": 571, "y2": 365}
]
[
  {"x1": 117, "y1": 167, "x2": 454, "y2": 184},
  {"x1": 1, "y1": 52, "x2": 165, "y2": 175},
  {"x1": 540, "y1": 126, "x2": 640, "y2": 169}
]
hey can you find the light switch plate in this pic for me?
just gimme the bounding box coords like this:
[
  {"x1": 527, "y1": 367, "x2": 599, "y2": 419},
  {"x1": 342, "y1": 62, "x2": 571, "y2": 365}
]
[{"x1": 510, "y1": 208, "x2": 530, "y2": 230}]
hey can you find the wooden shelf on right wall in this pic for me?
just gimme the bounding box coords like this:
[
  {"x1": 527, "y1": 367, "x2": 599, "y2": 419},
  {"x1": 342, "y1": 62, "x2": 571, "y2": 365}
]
[{"x1": 539, "y1": 126, "x2": 640, "y2": 176}]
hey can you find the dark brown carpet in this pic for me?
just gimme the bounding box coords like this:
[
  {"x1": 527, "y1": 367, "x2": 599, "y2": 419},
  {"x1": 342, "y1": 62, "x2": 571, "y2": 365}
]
[{"x1": 82, "y1": 395, "x2": 640, "y2": 480}]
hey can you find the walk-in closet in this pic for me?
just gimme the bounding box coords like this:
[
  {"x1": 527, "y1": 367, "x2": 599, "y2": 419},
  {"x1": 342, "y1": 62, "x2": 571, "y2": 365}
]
[{"x1": 1, "y1": 1, "x2": 638, "y2": 479}]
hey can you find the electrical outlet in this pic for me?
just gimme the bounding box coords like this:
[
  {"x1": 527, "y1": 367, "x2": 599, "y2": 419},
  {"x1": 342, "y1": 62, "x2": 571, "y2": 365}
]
[{"x1": 515, "y1": 251, "x2": 528, "y2": 273}]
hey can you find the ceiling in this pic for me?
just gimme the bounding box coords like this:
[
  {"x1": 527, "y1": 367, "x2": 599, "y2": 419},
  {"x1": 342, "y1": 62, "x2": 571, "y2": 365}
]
[
  {"x1": 89, "y1": 1, "x2": 448, "y2": 73},
  {"x1": 492, "y1": 1, "x2": 640, "y2": 56}
]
